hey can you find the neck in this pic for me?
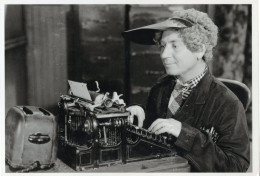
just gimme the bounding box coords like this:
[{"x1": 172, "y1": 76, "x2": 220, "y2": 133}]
[{"x1": 178, "y1": 61, "x2": 207, "y2": 83}]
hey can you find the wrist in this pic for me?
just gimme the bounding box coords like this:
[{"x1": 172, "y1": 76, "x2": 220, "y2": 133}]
[{"x1": 175, "y1": 121, "x2": 182, "y2": 137}]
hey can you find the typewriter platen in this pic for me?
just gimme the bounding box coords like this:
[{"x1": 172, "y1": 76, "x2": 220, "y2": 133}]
[{"x1": 57, "y1": 80, "x2": 176, "y2": 171}]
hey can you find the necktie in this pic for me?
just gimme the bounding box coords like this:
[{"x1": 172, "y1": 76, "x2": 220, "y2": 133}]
[{"x1": 167, "y1": 81, "x2": 184, "y2": 117}]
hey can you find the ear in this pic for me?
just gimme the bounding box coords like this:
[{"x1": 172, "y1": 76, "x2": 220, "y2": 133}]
[{"x1": 196, "y1": 45, "x2": 206, "y2": 60}]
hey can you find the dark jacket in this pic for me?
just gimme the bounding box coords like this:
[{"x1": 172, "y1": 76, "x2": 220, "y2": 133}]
[{"x1": 143, "y1": 71, "x2": 250, "y2": 172}]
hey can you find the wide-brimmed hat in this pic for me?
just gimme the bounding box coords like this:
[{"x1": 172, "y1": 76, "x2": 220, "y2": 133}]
[{"x1": 122, "y1": 17, "x2": 194, "y2": 45}]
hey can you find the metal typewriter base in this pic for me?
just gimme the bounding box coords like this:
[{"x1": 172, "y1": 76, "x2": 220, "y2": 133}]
[
  {"x1": 58, "y1": 142, "x2": 125, "y2": 171},
  {"x1": 58, "y1": 138, "x2": 180, "y2": 171}
]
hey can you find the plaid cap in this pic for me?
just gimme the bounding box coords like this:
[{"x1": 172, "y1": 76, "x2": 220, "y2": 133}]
[{"x1": 122, "y1": 17, "x2": 194, "y2": 45}]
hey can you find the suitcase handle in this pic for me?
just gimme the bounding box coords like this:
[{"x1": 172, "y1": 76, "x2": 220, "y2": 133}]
[{"x1": 28, "y1": 133, "x2": 51, "y2": 144}]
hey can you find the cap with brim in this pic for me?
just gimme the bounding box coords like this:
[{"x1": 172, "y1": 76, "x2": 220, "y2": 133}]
[{"x1": 122, "y1": 17, "x2": 194, "y2": 45}]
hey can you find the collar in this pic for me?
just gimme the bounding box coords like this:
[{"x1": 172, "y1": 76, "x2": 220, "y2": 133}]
[
  {"x1": 175, "y1": 66, "x2": 208, "y2": 87},
  {"x1": 183, "y1": 66, "x2": 208, "y2": 87},
  {"x1": 174, "y1": 66, "x2": 208, "y2": 99},
  {"x1": 156, "y1": 65, "x2": 213, "y2": 104},
  {"x1": 161, "y1": 67, "x2": 213, "y2": 104}
]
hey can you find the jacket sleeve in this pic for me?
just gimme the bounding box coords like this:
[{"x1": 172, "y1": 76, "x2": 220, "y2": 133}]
[
  {"x1": 174, "y1": 99, "x2": 250, "y2": 172},
  {"x1": 143, "y1": 84, "x2": 161, "y2": 129}
]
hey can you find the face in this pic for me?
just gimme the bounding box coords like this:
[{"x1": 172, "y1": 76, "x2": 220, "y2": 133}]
[{"x1": 159, "y1": 30, "x2": 201, "y2": 78}]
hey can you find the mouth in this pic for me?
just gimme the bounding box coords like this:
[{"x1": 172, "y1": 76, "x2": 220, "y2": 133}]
[
  {"x1": 162, "y1": 58, "x2": 177, "y2": 66},
  {"x1": 163, "y1": 62, "x2": 177, "y2": 66}
]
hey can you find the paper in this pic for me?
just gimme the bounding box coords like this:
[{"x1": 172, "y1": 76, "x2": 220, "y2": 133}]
[{"x1": 68, "y1": 80, "x2": 92, "y2": 101}]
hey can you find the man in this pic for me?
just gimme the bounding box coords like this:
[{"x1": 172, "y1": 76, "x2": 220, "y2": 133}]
[{"x1": 122, "y1": 8, "x2": 250, "y2": 172}]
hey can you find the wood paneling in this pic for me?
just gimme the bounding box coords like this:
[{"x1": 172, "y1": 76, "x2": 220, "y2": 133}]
[
  {"x1": 129, "y1": 5, "x2": 172, "y2": 105},
  {"x1": 25, "y1": 5, "x2": 70, "y2": 112},
  {"x1": 5, "y1": 36, "x2": 26, "y2": 50},
  {"x1": 5, "y1": 46, "x2": 27, "y2": 114},
  {"x1": 5, "y1": 5, "x2": 25, "y2": 40},
  {"x1": 5, "y1": 5, "x2": 27, "y2": 115},
  {"x1": 78, "y1": 5, "x2": 126, "y2": 95}
]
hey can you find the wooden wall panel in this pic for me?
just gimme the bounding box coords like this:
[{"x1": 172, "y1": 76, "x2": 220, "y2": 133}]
[
  {"x1": 129, "y1": 5, "x2": 173, "y2": 105},
  {"x1": 5, "y1": 5, "x2": 27, "y2": 115},
  {"x1": 5, "y1": 5, "x2": 25, "y2": 40},
  {"x1": 25, "y1": 5, "x2": 70, "y2": 113},
  {"x1": 5, "y1": 47, "x2": 27, "y2": 114},
  {"x1": 78, "y1": 5, "x2": 126, "y2": 94}
]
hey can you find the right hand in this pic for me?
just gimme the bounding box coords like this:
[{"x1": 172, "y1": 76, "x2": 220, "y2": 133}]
[{"x1": 126, "y1": 105, "x2": 145, "y2": 128}]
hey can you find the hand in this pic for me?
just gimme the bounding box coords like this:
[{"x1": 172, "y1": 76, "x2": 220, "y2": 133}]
[
  {"x1": 126, "y1": 105, "x2": 145, "y2": 128},
  {"x1": 148, "y1": 118, "x2": 182, "y2": 137}
]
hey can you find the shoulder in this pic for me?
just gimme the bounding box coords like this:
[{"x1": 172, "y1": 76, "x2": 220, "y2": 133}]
[
  {"x1": 154, "y1": 74, "x2": 175, "y2": 86},
  {"x1": 149, "y1": 74, "x2": 174, "y2": 90},
  {"x1": 209, "y1": 76, "x2": 242, "y2": 107},
  {"x1": 205, "y1": 76, "x2": 246, "y2": 132},
  {"x1": 156, "y1": 74, "x2": 173, "y2": 83},
  {"x1": 147, "y1": 74, "x2": 174, "y2": 97}
]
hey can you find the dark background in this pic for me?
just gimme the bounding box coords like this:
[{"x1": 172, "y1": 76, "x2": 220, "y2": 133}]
[{"x1": 5, "y1": 4, "x2": 252, "y2": 133}]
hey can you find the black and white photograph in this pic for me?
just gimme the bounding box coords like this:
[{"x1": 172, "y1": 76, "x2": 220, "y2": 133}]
[{"x1": 1, "y1": 0, "x2": 259, "y2": 174}]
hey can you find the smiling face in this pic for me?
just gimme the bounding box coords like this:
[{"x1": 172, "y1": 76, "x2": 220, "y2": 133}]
[{"x1": 159, "y1": 30, "x2": 205, "y2": 81}]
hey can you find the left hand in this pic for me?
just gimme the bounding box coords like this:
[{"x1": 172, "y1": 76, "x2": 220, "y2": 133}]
[
  {"x1": 148, "y1": 118, "x2": 182, "y2": 137},
  {"x1": 126, "y1": 105, "x2": 145, "y2": 128}
]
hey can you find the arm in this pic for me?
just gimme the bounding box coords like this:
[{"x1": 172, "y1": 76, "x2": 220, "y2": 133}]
[
  {"x1": 174, "y1": 100, "x2": 250, "y2": 172},
  {"x1": 144, "y1": 75, "x2": 250, "y2": 171}
]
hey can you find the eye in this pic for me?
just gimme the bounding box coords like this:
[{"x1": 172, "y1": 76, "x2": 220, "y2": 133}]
[
  {"x1": 158, "y1": 43, "x2": 166, "y2": 50},
  {"x1": 172, "y1": 44, "x2": 177, "y2": 48}
]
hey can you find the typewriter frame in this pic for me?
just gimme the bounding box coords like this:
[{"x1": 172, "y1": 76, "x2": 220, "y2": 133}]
[
  {"x1": 57, "y1": 94, "x2": 130, "y2": 170},
  {"x1": 57, "y1": 94, "x2": 176, "y2": 171}
]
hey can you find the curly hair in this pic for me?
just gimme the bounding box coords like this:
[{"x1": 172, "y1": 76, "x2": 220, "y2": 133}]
[{"x1": 154, "y1": 8, "x2": 218, "y2": 62}]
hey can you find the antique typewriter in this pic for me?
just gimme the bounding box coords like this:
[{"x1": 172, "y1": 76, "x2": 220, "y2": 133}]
[{"x1": 57, "y1": 80, "x2": 177, "y2": 171}]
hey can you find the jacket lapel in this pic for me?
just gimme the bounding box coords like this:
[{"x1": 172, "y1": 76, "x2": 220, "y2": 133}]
[
  {"x1": 170, "y1": 71, "x2": 213, "y2": 126},
  {"x1": 159, "y1": 76, "x2": 175, "y2": 118}
]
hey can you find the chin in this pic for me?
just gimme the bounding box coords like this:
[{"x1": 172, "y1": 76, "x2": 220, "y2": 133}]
[{"x1": 166, "y1": 69, "x2": 180, "y2": 76}]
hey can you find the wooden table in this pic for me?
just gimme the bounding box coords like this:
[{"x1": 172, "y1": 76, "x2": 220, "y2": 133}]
[{"x1": 6, "y1": 155, "x2": 190, "y2": 173}]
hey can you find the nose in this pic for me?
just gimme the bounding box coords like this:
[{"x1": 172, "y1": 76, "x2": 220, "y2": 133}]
[{"x1": 160, "y1": 44, "x2": 171, "y2": 59}]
